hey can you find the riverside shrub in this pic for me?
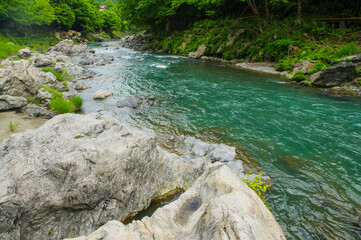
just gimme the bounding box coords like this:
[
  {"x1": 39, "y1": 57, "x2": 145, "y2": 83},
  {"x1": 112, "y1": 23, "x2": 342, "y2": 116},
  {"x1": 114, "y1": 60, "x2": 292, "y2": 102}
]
[
  {"x1": 70, "y1": 96, "x2": 83, "y2": 111},
  {"x1": 49, "y1": 98, "x2": 74, "y2": 114}
]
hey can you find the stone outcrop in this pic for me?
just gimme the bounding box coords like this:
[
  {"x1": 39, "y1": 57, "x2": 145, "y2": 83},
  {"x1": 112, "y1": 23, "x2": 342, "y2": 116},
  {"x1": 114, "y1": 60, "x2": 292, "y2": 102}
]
[
  {"x1": 0, "y1": 113, "x2": 209, "y2": 239},
  {"x1": 0, "y1": 95, "x2": 27, "y2": 111},
  {"x1": 67, "y1": 164, "x2": 286, "y2": 240},
  {"x1": 0, "y1": 59, "x2": 57, "y2": 97},
  {"x1": 188, "y1": 44, "x2": 209, "y2": 59},
  {"x1": 17, "y1": 48, "x2": 32, "y2": 58},
  {"x1": 310, "y1": 61, "x2": 359, "y2": 87},
  {"x1": 47, "y1": 39, "x2": 95, "y2": 56},
  {"x1": 120, "y1": 32, "x2": 153, "y2": 51}
]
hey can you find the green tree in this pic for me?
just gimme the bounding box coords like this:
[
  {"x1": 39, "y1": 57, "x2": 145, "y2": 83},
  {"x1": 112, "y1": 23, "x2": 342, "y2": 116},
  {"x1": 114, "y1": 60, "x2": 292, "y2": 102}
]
[
  {"x1": 104, "y1": 0, "x2": 114, "y2": 9},
  {"x1": 8, "y1": 0, "x2": 55, "y2": 26},
  {"x1": 68, "y1": 0, "x2": 102, "y2": 31},
  {"x1": 52, "y1": 3, "x2": 76, "y2": 28},
  {"x1": 100, "y1": 10, "x2": 120, "y2": 32}
]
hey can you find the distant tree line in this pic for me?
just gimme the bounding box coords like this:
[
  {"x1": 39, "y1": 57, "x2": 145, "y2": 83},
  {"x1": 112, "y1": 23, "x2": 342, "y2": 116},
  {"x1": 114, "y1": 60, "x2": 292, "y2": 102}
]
[
  {"x1": 0, "y1": 0, "x2": 124, "y2": 34},
  {"x1": 116, "y1": 0, "x2": 361, "y2": 30}
]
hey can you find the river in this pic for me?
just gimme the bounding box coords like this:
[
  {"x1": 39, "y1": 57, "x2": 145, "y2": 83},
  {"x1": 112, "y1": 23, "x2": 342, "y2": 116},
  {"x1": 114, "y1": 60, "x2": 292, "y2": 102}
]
[{"x1": 79, "y1": 42, "x2": 361, "y2": 240}]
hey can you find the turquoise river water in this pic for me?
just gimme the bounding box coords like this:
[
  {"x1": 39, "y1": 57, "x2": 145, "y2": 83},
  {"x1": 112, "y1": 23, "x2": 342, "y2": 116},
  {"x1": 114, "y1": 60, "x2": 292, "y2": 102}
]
[{"x1": 81, "y1": 43, "x2": 361, "y2": 240}]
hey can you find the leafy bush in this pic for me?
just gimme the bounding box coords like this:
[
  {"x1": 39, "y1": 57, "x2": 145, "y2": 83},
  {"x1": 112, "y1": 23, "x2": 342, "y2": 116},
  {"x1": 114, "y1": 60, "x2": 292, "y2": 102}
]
[
  {"x1": 291, "y1": 72, "x2": 308, "y2": 81},
  {"x1": 356, "y1": 80, "x2": 361, "y2": 87},
  {"x1": 336, "y1": 43, "x2": 359, "y2": 58},
  {"x1": 70, "y1": 95, "x2": 83, "y2": 111},
  {"x1": 276, "y1": 58, "x2": 293, "y2": 71},
  {"x1": 49, "y1": 98, "x2": 74, "y2": 114},
  {"x1": 266, "y1": 39, "x2": 295, "y2": 60},
  {"x1": 308, "y1": 62, "x2": 327, "y2": 74}
]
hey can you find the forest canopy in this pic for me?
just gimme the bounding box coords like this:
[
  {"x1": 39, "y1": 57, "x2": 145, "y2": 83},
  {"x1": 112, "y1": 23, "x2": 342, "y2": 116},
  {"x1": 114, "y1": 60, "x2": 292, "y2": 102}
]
[
  {"x1": 0, "y1": 0, "x2": 124, "y2": 34},
  {"x1": 116, "y1": 0, "x2": 361, "y2": 30}
]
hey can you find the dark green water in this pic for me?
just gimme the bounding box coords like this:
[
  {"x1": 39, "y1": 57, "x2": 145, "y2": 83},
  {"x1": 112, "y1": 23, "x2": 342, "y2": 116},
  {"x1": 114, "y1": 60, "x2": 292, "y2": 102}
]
[{"x1": 83, "y1": 43, "x2": 361, "y2": 239}]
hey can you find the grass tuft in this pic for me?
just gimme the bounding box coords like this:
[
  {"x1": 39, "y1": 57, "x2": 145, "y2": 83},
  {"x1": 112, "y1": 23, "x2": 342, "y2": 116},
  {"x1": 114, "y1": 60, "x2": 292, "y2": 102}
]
[
  {"x1": 70, "y1": 95, "x2": 83, "y2": 111},
  {"x1": 49, "y1": 98, "x2": 74, "y2": 114}
]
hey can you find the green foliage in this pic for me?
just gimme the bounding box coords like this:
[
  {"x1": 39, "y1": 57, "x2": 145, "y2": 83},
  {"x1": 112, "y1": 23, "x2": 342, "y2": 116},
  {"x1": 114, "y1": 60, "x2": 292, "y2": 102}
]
[
  {"x1": 9, "y1": 121, "x2": 19, "y2": 132},
  {"x1": 49, "y1": 98, "x2": 75, "y2": 114},
  {"x1": 7, "y1": 0, "x2": 55, "y2": 27},
  {"x1": 241, "y1": 173, "x2": 272, "y2": 210},
  {"x1": 336, "y1": 43, "x2": 359, "y2": 58},
  {"x1": 27, "y1": 97, "x2": 41, "y2": 105},
  {"x1": 355, "y1": 67, "x2": 360, "y2": 75},
  {"x1": 70, "y1": 95, "x2": 83, "y2": 111},
  {"x1": 42, "y1": 86, "x2": 63, "y2": 99},
  {"x1": 291, "y1": 71, "x2": 307, "y2": 81},
  {"x1": 356, "y1": 80, "x2": 361, "y2": 87},
  {"x1": 53, "y1": 3, "x2": 76, "y2": 28},
  {"x1": 62, "y1": 81, "x2": 68, "y2": 87},
  {"x1": 0, "y1": 42, "x2": 21, "y2": 59},
  {"x1": 42, "y1": 68, "x2": 67, "y2": 81},
  {"x1": 275, "y1": 58, "x2": 293, "y2": 71},
  {"x1": 308, "y1": 62, "x2": 326, "y2": 74},
  {"x1": 265, "y1": 39, "x2": 294, "y2": 60}
]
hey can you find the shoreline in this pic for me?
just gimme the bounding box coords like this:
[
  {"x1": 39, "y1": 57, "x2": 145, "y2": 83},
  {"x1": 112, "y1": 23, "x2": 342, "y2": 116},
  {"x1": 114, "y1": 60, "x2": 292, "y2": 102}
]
[{"x1": 120, "y1": 33, "x2": 361, "y2": 99}]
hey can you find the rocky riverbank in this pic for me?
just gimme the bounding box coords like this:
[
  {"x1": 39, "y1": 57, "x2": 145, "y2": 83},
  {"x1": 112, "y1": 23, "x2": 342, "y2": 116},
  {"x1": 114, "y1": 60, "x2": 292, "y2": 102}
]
[
  {"x1": 0, "y1": 41, "x2": 286, "y2": 239},
  {"x1": 0, "y1": 113, "x2": 285, "y2": 239},
  {"x1": 119, "y1": 32, "x2": 361, "y2": 97}
]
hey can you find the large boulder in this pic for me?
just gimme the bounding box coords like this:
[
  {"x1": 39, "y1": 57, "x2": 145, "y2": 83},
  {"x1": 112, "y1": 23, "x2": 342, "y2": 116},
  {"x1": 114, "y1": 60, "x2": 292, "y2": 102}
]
[
  {"x1": 33, "y1": 55, "x2": 56, "y2": 67},
  {"x1": 0, "y1": 113, "x2": 209, "y2": 239},
  {"x1": 0, "y1": 95, "x2": 27, "y2": 111},
  {"x1": 0, "y1": 60, "x2": 57, "y2": 97},
  {"x1": 310, "y1": 61, "x2": 358, "y2": 87},
  {"x1": 68, "y1": 164, "x2": 286, "y2": 240},
  {"x1": 17, "y1": 48, "x2": 32, "y2": 58},
  {"x1": 48, "y1": 39, "x2": 95, "y2": 56},
  {"x1": 188, "y1": 44, "x2": 209, "y2": 59}
]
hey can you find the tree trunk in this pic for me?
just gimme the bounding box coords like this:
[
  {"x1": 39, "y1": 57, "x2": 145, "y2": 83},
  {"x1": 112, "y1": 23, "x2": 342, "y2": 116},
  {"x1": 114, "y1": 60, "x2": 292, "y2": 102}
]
[
  {"x1": 247, "y1": 0, "x2": 261, "y2": 19},
  {"x1": 296, "y1": 0, "x2": 303, "y2": 24},
  {"x1": 265, "y1": 0, "x2": 270, "y2": 20}
]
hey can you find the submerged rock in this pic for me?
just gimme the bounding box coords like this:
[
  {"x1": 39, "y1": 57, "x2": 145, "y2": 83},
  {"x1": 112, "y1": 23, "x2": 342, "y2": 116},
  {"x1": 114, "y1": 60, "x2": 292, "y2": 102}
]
[
  {"x1": 68, "y1": 164, "x2": 286, "y2": 240},
  {"x1": 116, "y1": 95, "x2": 153, "y2": 109},
  {"x1": 0, "y1": 113, "x2": 208, "y2": 239},
  {"x1": 93, "y1": 90, "x2": 113, "y2": 99}
]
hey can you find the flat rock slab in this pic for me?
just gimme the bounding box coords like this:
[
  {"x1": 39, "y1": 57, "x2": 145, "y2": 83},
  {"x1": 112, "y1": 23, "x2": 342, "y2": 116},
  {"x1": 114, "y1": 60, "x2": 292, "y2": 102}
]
[
  {"x1": 68, "y1": 164, "x2": 286, "y2": 240},
  {"x1": 0, "y1": 113, "x2": 208, "y2": 239}
]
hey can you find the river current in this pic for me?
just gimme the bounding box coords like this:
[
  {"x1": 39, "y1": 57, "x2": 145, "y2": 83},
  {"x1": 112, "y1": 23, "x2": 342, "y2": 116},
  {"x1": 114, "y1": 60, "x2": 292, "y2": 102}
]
[{"x1": 80, "y1": 42, "x2": 361, "y2": 240}]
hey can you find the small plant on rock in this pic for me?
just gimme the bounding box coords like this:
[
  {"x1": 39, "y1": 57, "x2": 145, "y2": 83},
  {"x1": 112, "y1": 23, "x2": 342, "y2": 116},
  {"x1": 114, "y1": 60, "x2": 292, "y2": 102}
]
[{"x1": 241, "y1": 173, "x2": 272, "y2": 211}]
